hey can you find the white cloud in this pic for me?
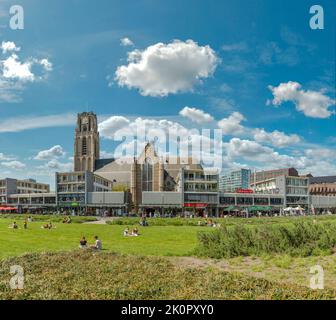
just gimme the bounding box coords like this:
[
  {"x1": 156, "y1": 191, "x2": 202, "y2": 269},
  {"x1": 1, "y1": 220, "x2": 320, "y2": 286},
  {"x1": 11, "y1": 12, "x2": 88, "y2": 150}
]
[
  {"x1": 37, "y1": 160, "x2": 73, "y2": 172},
  {"x1": 98, "y1": 116, "x2": 130, "y2": 138},
  {"x1": 1, "y1": 41, "x2": 20, "y2": 54},
  {"x1": 114, "y1": 39, "x2": 218, "y2": 97},
  {"x1": 100, "y1": 151, "x2": 115, "y2": 159},
  {"x1": 179, "y1": 107, "x2": 214, "y2": 124},
  {"x1": 0, "y1": 113, "x2": 76, "y2": 133},
  {"x1": 120, "y1": 37, "x2": 134, "y2": 46},
  {"x1": 0, "y1": 153, "x2": 15, "y2": 161},
  {"x1": 225, "y1": 138, "x2": 312, "y2": 169},
  {"x1": 0, "y1": 41, "x2": 53, "y2": 102},
  {"x1": 34, "y1": 145, "x2": 65, "y2": 161},
  {"x1": 268, "y1": 81, "x2": 335, "y2": 118},
  {"x1": 1, "y1": 160, "x2": 26, "y2": 170},
  {"x1": 218, "y1": 112, "x2": 246, "y2": 136},
  {"x1": 39, "y1": 58, "x2": 53, "y2": 72},
  {"x1": 253, "y1": 128, "x2": 301, "y2": 148},
  {"x1": 2, "y1": 54, "x2": 35, "y2": 81}
]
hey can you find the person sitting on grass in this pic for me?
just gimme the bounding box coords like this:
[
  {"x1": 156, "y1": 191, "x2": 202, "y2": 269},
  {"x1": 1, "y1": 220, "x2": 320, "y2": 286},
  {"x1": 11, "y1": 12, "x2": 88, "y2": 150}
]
[
  {"x1": 79, "y1": 236, "x2": 87, "y2": 248},
  {"x1": 9, "y1": 222, "x2": 18, "y2": 229},
  {"x1": 62, "y1": 216, "x2": 72, "y2": 224},
  {"x1": 131, "y1": 227, "x2": 139, "y2": 237},
  {"x1": 90, "y1": 236, "x2": 102, "y2": 250},
  {"x1": 123, "y1": 227, "x2": 129, "y2": 236}
]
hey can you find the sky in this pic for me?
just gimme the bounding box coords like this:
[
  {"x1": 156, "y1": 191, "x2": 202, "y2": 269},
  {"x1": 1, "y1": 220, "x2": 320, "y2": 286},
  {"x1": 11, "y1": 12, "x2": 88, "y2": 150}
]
[{"x1": 0, "y1": 0, "x2": 335, "y2": 188}]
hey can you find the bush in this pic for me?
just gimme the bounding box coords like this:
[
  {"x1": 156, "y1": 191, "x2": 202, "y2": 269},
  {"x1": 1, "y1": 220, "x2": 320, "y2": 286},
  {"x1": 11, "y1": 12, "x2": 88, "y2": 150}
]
[{"x1": 195, "y1": 221, "x2": 336, "y2": 258}]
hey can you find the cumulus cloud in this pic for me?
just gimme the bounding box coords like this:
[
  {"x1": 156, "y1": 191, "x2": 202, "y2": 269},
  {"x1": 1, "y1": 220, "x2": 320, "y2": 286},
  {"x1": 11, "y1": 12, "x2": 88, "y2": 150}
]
[
  {"x1": 98, "y1": 116, "x2": 131, "y2": 138},
  {"x1": 252, "y1": 128, "x2": 301, "y2": 148},
  {"x1": 120, "y1": 37, "x2": 134, "y2": 46},
  {"x1": 179, "y1": 107, "x2": 214, "y2": 124},
  {"x1": 1, "y1": 41, "x2": 20, "y2": 54},
  {"x1": 1, "y1": 160, "x2": 26, "y2": 170},
  {"x1": 268, "y1": 81, "x2": 335, "y2": 118},
  {"x1": 2, "y1": 54, "x2": 35, "y2": 81},
  {"x1": 225, "y1": 138, "x2": 312, "y2": 169},
  {"x1": 34, "y1": 145, "x2": 65, "y2": 161},
  {"x1": 218, "y1": 112, "x2": 246, "y2": 136},
  {"x1": 114, "y1": 39, "x2": 218, "y2": 97},
  {"x1": 0, "y1": 41, "x2": 52, "y2": 102}
]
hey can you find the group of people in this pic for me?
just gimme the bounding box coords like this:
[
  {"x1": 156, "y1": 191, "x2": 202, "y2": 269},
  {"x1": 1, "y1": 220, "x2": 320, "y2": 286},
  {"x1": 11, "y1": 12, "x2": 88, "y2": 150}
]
[
  {"x1": 42, "y1": 222, "x2": 54, "y2": 229},
  {"x1": 123, "y1": 227, "x2": 139, "y2": 237},
  {"x1": 79, "y1": 236, "x2": 102, "y2": 250},
  {"x1": 197, "y1": 219, "x2": 221, "y2": 228},
  {"x1": 9, "y1": 220, "x2": 29, "y2": 229}
]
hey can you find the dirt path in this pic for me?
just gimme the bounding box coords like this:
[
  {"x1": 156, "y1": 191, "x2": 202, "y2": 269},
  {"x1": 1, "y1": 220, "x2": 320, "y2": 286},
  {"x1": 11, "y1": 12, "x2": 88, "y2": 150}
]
[
  {"x1": 170, "y1": 256, "x2": 336, "y2": 289},
  {"x1": 83, "y1": 217, "x2": 117, "y2": 225}
]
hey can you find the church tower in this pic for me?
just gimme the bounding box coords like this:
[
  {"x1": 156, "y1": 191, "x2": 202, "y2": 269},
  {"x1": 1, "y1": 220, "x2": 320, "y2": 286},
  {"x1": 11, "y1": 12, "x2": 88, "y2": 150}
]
[{"x1": 74, "y1": 112, "x2": 100, "y2": 172}]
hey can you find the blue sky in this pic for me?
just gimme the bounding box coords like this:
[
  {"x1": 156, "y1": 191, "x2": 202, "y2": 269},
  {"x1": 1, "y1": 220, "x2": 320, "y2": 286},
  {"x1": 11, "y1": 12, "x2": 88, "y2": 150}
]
[{"x1": 0, "y1": 0, "x2": 335, "y2": 187}]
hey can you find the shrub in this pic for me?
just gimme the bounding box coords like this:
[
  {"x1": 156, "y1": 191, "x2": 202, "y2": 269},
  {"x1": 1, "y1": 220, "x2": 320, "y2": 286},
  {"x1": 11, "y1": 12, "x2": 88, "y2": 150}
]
[{"x1": 195, "y1": 221, "x2": 336, "y2": 258}]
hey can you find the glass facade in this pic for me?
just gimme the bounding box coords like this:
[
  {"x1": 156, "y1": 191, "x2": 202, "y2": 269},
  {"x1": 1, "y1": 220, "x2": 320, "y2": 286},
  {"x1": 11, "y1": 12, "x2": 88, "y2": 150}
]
[{"x1": 219, "y1": 169, "x2": 251, "y2": 193}]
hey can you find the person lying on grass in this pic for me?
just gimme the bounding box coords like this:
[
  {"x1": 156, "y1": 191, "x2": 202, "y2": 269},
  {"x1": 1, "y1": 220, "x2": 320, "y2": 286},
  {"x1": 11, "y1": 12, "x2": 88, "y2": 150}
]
[
  {"x1": 79, "y1": 236, "x2": 87, "y2": 248},
  {"x1": 123, "y1": 227, "x2": 140, "y2": 237},
  {"x1": 90, "y1": 236, "x2": 102, "y2": 250}
]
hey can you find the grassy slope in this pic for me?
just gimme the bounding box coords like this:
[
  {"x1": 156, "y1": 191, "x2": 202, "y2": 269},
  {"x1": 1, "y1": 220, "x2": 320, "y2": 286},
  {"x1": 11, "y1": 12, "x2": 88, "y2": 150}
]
[{"x1": 0, "y1": 251, "x2": 334, "y2": 300}]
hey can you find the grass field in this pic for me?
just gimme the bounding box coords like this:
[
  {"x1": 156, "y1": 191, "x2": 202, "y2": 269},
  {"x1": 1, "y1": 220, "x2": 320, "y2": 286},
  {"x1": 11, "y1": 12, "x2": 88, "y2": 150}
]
[
  {"x1": 0, "y1": 219, "x2": 207, "y2": 259},
  {"x1": 2, "y1": 215, "x2": 336, "y2": 299}
]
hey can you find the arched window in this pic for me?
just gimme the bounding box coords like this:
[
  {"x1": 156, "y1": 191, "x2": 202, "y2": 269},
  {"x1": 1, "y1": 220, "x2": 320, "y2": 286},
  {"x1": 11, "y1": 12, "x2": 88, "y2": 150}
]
[
  {"x1": 142, "y1": 158, "x2": 153, "y2": 191},
  {"x1": 82, "y1": 137, "x2": 87, "y2": 155}
]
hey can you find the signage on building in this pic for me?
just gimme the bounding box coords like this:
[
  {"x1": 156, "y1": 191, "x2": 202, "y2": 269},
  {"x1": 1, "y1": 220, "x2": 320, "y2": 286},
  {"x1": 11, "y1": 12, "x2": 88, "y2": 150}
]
[
  {"x1": 184, "y1": 203, "x2": 208, "y2": 208},
  {"x1": 236, "y1": 188, "x2": 254, "y2": 194}
]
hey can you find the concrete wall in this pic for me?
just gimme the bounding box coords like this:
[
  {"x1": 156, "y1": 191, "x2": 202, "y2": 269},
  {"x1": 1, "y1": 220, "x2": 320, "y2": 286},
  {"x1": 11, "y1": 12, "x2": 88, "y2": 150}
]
[
  {"x1": 87, "y1": 192, "x2": 126, "y2": 206},
  {"x1": 311, "y1": 195, "x2": 336, "y2": 208},
  {"x1": 142, "y1": 192, "x2": 182, "y2": 206}
]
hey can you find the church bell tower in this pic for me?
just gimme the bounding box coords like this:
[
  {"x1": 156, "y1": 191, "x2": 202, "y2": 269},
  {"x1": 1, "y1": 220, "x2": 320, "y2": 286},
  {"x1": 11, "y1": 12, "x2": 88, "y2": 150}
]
[{"x1": 74, "y1": 112, "x2": 100, "y2": 172}]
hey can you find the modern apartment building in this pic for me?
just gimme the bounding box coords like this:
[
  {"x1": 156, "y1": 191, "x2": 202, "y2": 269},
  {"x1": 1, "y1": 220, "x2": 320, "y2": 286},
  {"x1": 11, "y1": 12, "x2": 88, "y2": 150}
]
[
  {"x1": 55, "y1": 171, "x2": 113, "y2": 207},
  {"x1": 0, "y1": 178, "x2": 50, "y2": 204},
  {"x1": 219, "y1": 169, "x2": 251, "y2": 193},
  {"x1": 250, "y1": 168, "x2": 299, "y2": 184},
  {"x1": 250, "y1": 175, "x2": 309, "y2": 208}
]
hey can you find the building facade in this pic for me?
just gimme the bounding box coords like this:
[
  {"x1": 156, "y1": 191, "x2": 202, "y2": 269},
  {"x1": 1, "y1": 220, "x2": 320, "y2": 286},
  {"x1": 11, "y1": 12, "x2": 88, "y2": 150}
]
[
  {"x1": 309, "y1": 176, "x2": 336, "y2": 196},
  {"x1": 250, "y1": 168, "x2": 299, "y2": 184},
  {"x1": 56, "y1": 171, "x2": 113, "y2": 208},
  {"x1": 219, "y1": 169, "x2": 251, "y2": 193},
  {"x1": 0, "y1": 178, "x2": 50, "y2": 204},
  {"x1": 250, "y1": 175, "x2": 309, "y2": 208}
]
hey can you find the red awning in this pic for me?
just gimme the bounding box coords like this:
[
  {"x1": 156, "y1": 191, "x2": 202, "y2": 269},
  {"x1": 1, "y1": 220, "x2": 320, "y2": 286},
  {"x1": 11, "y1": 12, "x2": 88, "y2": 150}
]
[{"x1": 0, "y1": 207, "x2": 16, "y2": 211}]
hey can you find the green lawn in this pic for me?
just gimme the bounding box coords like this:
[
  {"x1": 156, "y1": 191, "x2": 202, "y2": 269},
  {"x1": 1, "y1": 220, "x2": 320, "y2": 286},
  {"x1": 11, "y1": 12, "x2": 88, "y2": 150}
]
[{"x1": 1, "y1": 219, "x2": 207, "y2": 259}]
